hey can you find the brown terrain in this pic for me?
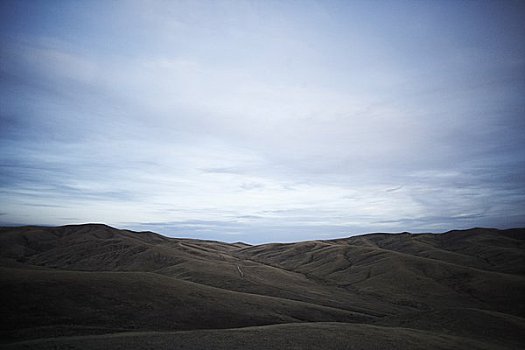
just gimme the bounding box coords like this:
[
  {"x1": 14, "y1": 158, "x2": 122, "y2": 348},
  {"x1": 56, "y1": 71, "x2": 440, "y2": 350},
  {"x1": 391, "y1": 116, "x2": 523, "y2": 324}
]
[{"x1": 0, "y1": 224, "x2": 524, "y2": 349}]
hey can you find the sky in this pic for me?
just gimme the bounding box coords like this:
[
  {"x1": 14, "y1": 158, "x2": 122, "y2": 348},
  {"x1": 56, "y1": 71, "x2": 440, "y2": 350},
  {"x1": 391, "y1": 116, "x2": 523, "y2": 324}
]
[{"x1": 1, "y1": 0, "x2": 524, "y2": 243}]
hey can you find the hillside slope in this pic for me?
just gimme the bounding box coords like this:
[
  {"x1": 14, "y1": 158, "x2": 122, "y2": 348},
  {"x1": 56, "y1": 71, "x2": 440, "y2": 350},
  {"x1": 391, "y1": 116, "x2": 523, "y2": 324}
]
[{"x1": 1, "y1": 224, "x2": 524, "y2": 349}]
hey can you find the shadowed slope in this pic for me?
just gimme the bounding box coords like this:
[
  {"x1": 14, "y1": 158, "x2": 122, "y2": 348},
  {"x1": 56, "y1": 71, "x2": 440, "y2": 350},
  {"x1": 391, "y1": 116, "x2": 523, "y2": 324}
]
[
  {"x1": 236, "y1": 228, "x2": 525, "y2": 315},
  {"x1": 0, "y1": 224, "x2": 524, "y2": 349},
  {"x1": 0, "y1": 225, "x2": 396, "y2": 317},
  {"x1": 4, "y1": 322, "x2": 515, "y2": 350},
  {"x1": 0, "y1": 266, "x2": 366, "y2": 343}
]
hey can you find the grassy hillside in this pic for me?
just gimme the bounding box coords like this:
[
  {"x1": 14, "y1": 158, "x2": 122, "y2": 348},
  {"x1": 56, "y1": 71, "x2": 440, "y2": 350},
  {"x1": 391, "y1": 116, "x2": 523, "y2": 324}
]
[
  {"x1": 3, "y1": 322, "x2": 515, "y2": 350},
  {"x1": 0, "y1": 224, "x2": 523, "y2": 349}
]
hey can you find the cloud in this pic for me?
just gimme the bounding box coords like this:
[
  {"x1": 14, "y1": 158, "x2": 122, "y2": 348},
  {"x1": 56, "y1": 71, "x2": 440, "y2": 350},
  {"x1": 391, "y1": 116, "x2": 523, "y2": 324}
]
[{"x1": 0, "y1": 0, "x2": 524, "y2": 242}]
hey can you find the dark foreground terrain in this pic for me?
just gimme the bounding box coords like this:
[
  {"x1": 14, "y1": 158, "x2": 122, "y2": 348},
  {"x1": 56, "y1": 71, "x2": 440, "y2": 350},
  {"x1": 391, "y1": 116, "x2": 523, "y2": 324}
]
[{"x1": 0, "y1": 224, "x2": 524, "y2": 349}]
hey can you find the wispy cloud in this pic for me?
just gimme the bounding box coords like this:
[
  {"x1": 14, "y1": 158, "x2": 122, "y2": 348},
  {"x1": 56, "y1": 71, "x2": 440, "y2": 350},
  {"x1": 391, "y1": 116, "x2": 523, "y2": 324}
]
[{"x1": 1, "y1": 0, "x2": 524, "y2": 242}]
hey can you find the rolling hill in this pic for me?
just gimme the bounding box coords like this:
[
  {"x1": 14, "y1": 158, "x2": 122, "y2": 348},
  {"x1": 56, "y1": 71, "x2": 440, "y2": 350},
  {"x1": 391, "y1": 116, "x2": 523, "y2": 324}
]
[{"x1": 0, "y1": 224, "x2": 524, "y2": 349}]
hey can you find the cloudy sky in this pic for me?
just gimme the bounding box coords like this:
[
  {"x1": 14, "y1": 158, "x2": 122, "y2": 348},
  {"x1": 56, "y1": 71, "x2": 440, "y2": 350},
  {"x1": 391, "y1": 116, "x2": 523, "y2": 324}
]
[{"x1": 1, "y1": 0, "x2": 524, "y2": 243}]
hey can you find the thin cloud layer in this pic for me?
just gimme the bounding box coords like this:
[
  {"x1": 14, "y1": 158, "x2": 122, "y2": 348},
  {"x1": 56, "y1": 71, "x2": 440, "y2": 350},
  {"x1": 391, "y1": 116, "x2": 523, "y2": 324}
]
[{"x1": 1, "y1": 0, "x2": 524, "y2": 242}]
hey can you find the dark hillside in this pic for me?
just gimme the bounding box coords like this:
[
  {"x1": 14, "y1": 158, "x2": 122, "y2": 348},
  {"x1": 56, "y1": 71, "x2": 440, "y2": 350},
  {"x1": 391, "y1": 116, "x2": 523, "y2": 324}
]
[{"x1": 1, "y1": 225, "x2": 523, "y2": 349}]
